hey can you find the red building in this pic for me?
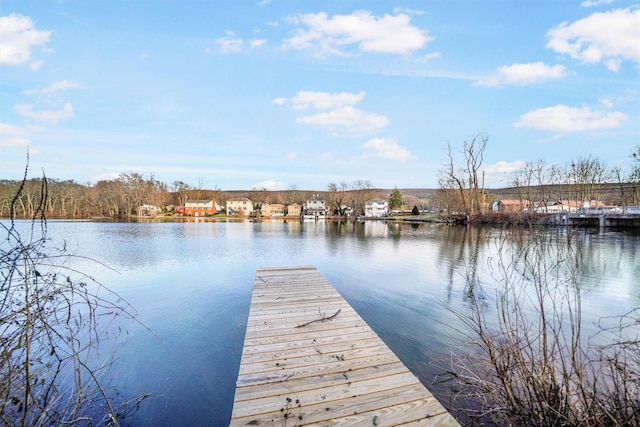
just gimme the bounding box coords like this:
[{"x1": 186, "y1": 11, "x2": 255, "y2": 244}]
[{"x1": 182, "y1": 199, "x2": 216, "y2": 216}]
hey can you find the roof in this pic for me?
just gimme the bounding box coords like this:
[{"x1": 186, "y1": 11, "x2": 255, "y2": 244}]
[
  {"x1": 366, "y1": 198, "x2": 388, "y2": 204},
  {"x1": 498, "y1": 199, "x2": 530, "y2": 205}
]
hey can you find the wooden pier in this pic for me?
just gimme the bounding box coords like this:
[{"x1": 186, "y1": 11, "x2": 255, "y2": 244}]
[{"x1": 230, "y1": 266, "x2": 460, "y2": 426}]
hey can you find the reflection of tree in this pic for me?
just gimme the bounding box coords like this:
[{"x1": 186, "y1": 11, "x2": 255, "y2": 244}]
[
  {"x1": 445, "y1": 229, "x2": 640, "y2": 426},
  {"x1": 439, "y1": 226, "x2": 491, "y2": 305}
]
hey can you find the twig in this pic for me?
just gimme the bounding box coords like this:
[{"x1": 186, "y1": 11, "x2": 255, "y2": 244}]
[{"x1": 296, "y1": 308, "x2": 341, "y2": 328}]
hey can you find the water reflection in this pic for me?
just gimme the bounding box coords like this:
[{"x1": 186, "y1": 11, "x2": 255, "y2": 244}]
[{"x1": 5, "y1": 220, "x2": 637, "y2": 426}]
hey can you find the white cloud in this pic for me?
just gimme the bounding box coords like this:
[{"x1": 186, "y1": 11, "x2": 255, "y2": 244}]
[
  {"x1": 215, "y1": 31, "x2": 243, "y2": 53},
  {"x1": 598, "y1": 98, "x2": 614, "y2": 109},
  {"x1": 252, "y1": 180, "x2": 288, "y2": 191},
  {"x1": 484, "y1": 160, "x2": 527, "y2": 177},
  {"x1": 271, "y1": 97, "x2": 287, "y2": 105},
  {"x1": 414, "y1": 51, "x2": 441, "y2": 63},
  {"x1": 284, "y1": 152, "x2": 297, "y2": 160},
  {"x1": 14, "y1": 102, "x2": 75, "y2": 125},
  {"x1": 514, "y1": 103, "x2": 627, "y2": 132},
  {"x1": 360, "y1": 137, "x2": 416, "y2": 161},
  {"x1": 0, "y1": 14, "x2": 51, "y2": 66},
  {"x1": 282, "y1": 89, "x2": 387, "y2": 135},
  {"x1": 0, "y1": 137, "x2": 31, "y2": 148},
  {"x1": 29, "y1": 60, "x2": 44, "y2": 70},
  {"x1": 546, "y1": 7, "x2": 640, "y2": 71},
  {"x1": 297, "y1": 106, "x2": 389, "y2": 135},
  {"x1": 392, "y1": 7, "x2": 425, "y2": 16},
  {"x1": 23, "y1": 80, "x2": 83, "y2": 96},
  {"x1": 0, "y1": 123, "x2": 33, "y2": 148},
  {"x1": 250, "y1": 38, "x2": 266, "y2": 48},
  {"x1": 93, "y1": 172, "x2": 121, "y2": 182},
  {"x1": 283, "y1": 10, "x2": 432, "y2": 57},
  {"x1": 476, "y1": 62, "x2": 568, "y2": 86},
  {"x1": 482, "y1": 160, "x2": 526, "y2": 187},
  {"x1": 291, "y1": 90, "x2": 365, "y2": 110},
  {"x1": 581, "y1": 0, "x2": 614, "y2": 7},
  {"x1": 0, "y1": 123, "x2": 28, "y2": 136}
]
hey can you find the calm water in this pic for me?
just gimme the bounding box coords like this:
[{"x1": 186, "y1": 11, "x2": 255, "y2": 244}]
[{"x1": 7, "y1": 220, "x2": 640, "y2": 426}]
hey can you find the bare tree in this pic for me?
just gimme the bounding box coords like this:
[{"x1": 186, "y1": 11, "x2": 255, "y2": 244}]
[
  {"x1": 443, "y1": 142, "x2": 469, "y2": 214},
  {"x1": 327, "y1": 182, "x2": 349, "y2": 216},
  {"x1": 171, "y1": 181, "x2": 192, "y2": 206},
  {"x1": 628, "y1": 146, "x2": 640, "y2": 206},
  {"x1": 510, "y1": 164, "x2": 534, "y2": 208},
  {"x1": 440, "y1": 135, "x2": 488, "y2": 215},
  {"x1": 464, "y1": 135, "x2": 487, "y2": 214},
  {"x1": 532, "y1": 160, "x2": 561, "y2": 212},
  {"x1": 94, "y1": 180, "x2": 122, "y2": 217},
  {"x1": 566, "y1": 156, "x2": 610, "y2": 205},
  {"x1": 195, "y1": 177, "x2": 206, "y2": 201},
  {"x1": 350, "y1": 179, "x2": 374, "y2": 216},
  {"x1": 510, "y1": 159, "x2": 561, "y2": 213}
]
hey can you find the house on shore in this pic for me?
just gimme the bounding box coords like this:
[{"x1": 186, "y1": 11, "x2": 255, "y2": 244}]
[
  {"x1": 304, "y1": 194, "x2": 327, "y2": 220},
  {"x1": 534, "y1": 199, "x2": 603, "y2": 213},
  {"x1": 492, "y1": 199, "x2": 531, "y2": 213},
  {"x1": 261, "y1": 203, "x2": 285, "y2": 218},
  {"x1": 227, "y1": 198, "x2": 253, "y2": 216},
  {"x1": 180, "y1": 199, "x2": 216, "y2": 216},
  {"x1": 286, "y1": 203, "x2": 302, "y2": 218},
  {"x1": 364, "y1": 198, "x2": 388, "y2": 218},
  {"x1": 138, "y1": 204, "x2": 162, "y2": 216}
]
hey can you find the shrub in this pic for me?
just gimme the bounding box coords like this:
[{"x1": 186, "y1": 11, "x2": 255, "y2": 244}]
[
  {"x1": 1, "y1": 170, "x2": 148, "y2": 426},
  {"x1": 444, "y1": 230, "x2": 639, "y2": 426}
]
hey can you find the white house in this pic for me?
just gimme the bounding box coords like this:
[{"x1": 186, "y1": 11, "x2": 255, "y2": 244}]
[
  {"x1": 304, "y1": 194, "x2": 327, "y2": 220},
  {"x1": 365, "y1": 198, "x2": 388, "y2": 218},
  {"x1": 226, "y1": 198, "x2": 253, "y2": 216}
]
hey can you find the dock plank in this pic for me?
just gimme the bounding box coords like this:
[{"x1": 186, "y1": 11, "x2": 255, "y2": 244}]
[{"x1": 230, "y1": 266, "x2": 459, "y2": 426}]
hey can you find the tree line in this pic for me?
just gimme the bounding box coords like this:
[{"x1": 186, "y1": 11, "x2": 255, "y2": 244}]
[
  {"x1": 0, "y1": 173, "x2": 168, "y2": 218},
  {"x1": 3, "y1": 141, "x2": 639, "y2": 219},
  {"x1": 0, "y1": 170, "x2": 381, "y2": 219},
  {"x1": 436, "y1": 136, "x2": 640, "y2": 215}
]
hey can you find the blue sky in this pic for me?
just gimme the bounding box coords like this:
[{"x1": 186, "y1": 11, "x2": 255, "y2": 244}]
[{"x1": 1, "y1": 1, "x2": 638, "y2": 190}]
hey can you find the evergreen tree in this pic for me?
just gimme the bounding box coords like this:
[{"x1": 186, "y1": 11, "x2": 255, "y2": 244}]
[{"x1": 389, "y1": 187, "x2": 403, "y2": 210}]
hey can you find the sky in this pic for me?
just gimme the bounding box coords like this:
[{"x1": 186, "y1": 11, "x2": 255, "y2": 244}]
[{"x1": 1, "y1": 1, "x2": 639, "y2": 191}]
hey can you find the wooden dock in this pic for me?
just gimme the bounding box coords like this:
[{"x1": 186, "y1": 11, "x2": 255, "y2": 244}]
[{"x1": 230, "y1": 266, "x2": 460, "y2": 426}]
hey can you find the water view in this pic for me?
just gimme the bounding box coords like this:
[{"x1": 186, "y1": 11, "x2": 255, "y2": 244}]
[{"x1": 13, "y1": 219, "x2": 640, "y2": 426}]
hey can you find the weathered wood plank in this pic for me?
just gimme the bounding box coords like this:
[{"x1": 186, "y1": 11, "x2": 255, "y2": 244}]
[{"x1": 230, "y1": 266, "x2": 460, "y2": 426}]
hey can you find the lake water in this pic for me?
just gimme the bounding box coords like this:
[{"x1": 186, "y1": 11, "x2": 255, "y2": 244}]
[{"x1": 7, "y1": 220, "x2": 639, "y2": 426}]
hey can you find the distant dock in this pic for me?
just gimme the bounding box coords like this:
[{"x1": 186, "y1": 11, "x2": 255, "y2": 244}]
[
  {"x1": 540, "y1": 206, "x2": 640, "y2": 228},
  {"x1": 230, "y1": 266, "x2": 460, "y2": 426}
]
